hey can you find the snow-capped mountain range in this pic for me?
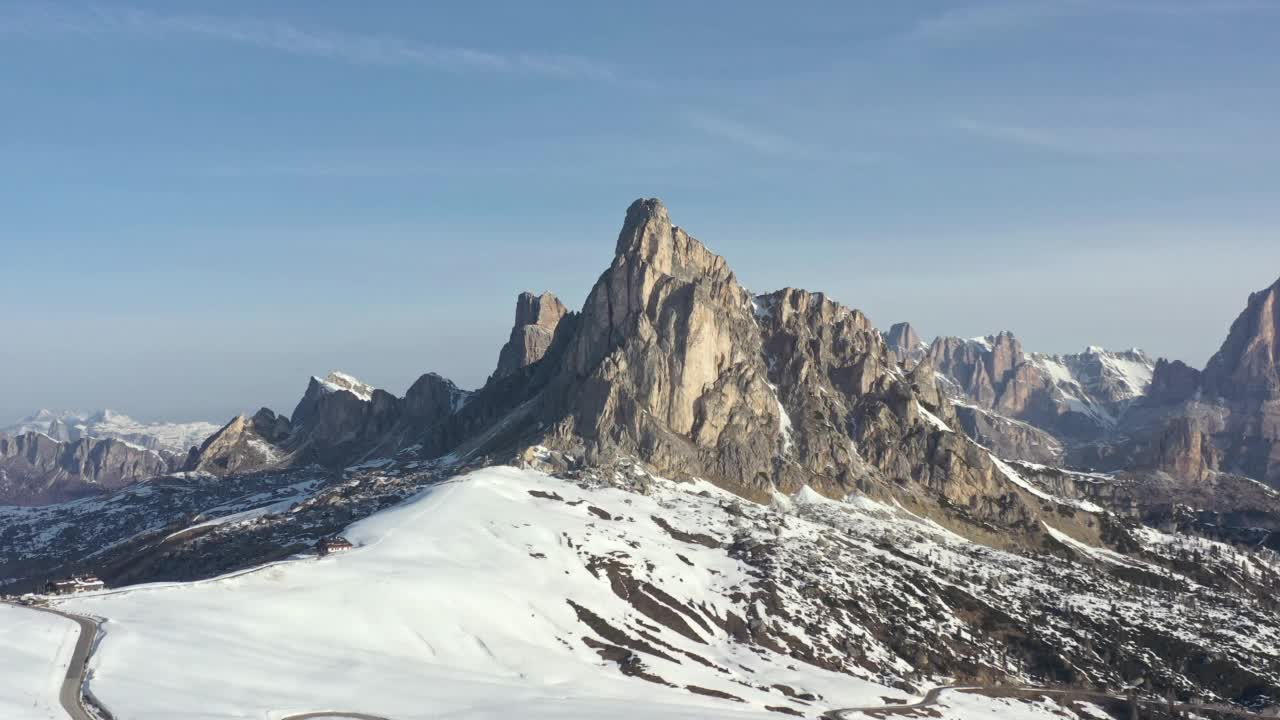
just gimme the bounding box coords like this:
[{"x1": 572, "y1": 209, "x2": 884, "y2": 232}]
[
  {"x1": 882, "y1": 329, "x2": 1160, "y2": 466},
  {"x1": 3, "y1": 409, "x2": 220, "y2": 455}
]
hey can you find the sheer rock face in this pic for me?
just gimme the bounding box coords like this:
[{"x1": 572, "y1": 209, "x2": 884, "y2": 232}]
[
  {"x1": 268, "y1": 373, "x2": 398, "y2": 467},
  {"x1": 0, "y1": 431, "x2": 175, "y2": 505},
  {"x1": 1147, "y1": 359, "x2": 1202, "y2": 406},
  {"x1": 402, "y1": 372, "x2": 464, "y2": 423},
  {"x1": 926, "y1": 332, "x2": 1026, "y2": 411},
  {"x1": 549, "y1": 198, "x2": 783, "y2": 496},
  {"x1": 884, "y1": 322, "x2": 924, "y2": 367},
  {"x1": 492, "y1": 292, "x2": 569, "y2": 379},
  {"x1": 1145, "y1": 277, "x2": 1280, "y2": 486},
  {"x1": 1203, "y1": 278, "x2": 1280, "y2": 399},
  {"x1": 377, "y1": 372, "x2": 471, "y2": 458},
  {"x1": 250, "y1": 408, "x2": 292, "y2": 442}
]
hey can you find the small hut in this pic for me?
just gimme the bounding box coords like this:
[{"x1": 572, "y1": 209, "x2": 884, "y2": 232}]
[
  {"x1": 45, "y1": 575, "x2": 105, "y2": 595},
  {"x1": 317, "y1": 536, "x2": 353, "y2": 556}
]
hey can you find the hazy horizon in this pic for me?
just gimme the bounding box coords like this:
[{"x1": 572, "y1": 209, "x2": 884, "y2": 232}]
[{"x1": 3, "y1": 1, "x2": 1279, "y2": 423}]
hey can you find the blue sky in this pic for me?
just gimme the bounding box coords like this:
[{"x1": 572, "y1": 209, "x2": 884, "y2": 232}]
[{"x1": 2, "y1": 1, "x2": 1278, "y2": 422}]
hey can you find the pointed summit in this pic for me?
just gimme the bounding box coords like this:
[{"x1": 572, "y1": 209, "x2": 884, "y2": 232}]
[
  {"x1": 615, "y1": 197, "x2": 669, "y2": 257},
  {"x1": 612, "y1": 197, "x2": 730, "y2": 283},
  {"x1": 886, "y1": 322, "x2": 921, "y2": 352},
  {"x1": 885, "y1": 322, "x2": 925, "y2": 367}
]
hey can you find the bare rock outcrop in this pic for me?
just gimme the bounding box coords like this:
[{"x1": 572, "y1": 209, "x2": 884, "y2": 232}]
[
  {"x1": 492, "y1": 292, "x2": 569, "y2": 379},
  {"x1": 1142, "y1": 276, "x2": 1280, "y2": 486},
  {"x1": 548, "y1": 198, "x2": 784, "y2": 496},
  {"x1": 1146, "y1": 359, "x2": 1202, "y2": 406},
  {"x1": 884, "y1": 322, "x2": 925, "y2": 367},
  {"x1": 1203, "y1": 277, "x2": 1280, "y2": 399},
  {"x1": 185, "y1": 410, "x2": 290, "y2": 475}
]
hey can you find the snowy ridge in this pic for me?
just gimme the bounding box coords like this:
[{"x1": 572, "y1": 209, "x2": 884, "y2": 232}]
[
  {"x1": 1027, "y1": 347, "x2": 1155, "y2": 409},
  {"x1": 314, "y1": 370, "x2": 376, "y2": 402}
]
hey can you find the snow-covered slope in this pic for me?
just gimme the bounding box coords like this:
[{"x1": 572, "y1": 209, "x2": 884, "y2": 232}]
[
  {"x1": 1025, "y1": 347, "x2": 1155, "y2": 424},
  {"x1": 63, "y1": 466, "x2": 883, "y2": 719},
  {"x1": 57, "y1": 464, "x2": 1280, "y2": 718},
  {"x1": 4, "y1": 409, "x2": 220, "y2": 455},
  {"x1": 0, "y1": 603, "x2": 78, "y2": 720}
]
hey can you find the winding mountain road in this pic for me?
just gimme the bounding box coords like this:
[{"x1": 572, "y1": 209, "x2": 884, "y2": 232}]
[{"x1": 51, "y1": 608, "x2": 100, "y2": 720}]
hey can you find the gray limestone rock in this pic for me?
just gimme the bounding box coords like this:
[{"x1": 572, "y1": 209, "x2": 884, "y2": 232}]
[
  {"x1": 0, "y1": 431, "x2": 175, "y2": 505},
  {"x1": 492, "y1": 292, "x2": 569, "y2": 380}
]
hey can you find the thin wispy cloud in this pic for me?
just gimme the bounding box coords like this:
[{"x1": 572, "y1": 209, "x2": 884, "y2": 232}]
[
  {"x1": 683, "y1": 111, "x2": 806, "y2": 158},
  {"x1": 0, "y1": 3, "x2": 615, "y2": 81},
  {"x1": 905, "y1": 3, "x2": 1079, "y2": 45},
  {"x1": 905, "y1": 0, "x2": 1277, "y2": 46},
  {"x1": 949, "y1": 117, "x2": 1220, "y2": 157}
]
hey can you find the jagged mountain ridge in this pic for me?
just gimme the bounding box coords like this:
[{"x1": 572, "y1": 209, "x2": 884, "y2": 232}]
[
  {"x1": 909, "y1": 276, "x2": 1280, "y2": 492},
  {"x1": 79, "y1": 199, "x2": 1182, "y2": 560},
  {"x1": 925, "y1": 333, "x2": 1153, "y2": 441},
  {"x1": 881, "y1": 321, "x2": 1161, "y2": 468},
  {"x1": 65, "y1": 199, "x2": 1280, "y2": 539},
  {"x1": 6, "y1": 199, "x2": 1280, "y2": 714}
]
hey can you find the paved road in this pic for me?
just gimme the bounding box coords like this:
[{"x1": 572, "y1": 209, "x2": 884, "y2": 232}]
[
  {"x1": 279, "y1": 714, "x2": 392, "y2": 720},
  {"x1": 52, "y1": 608, "x2": 100, "y2": 720}
]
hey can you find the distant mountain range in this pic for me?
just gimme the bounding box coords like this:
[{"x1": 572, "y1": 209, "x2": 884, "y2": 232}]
[
  {"x1": 3, "y1": 409, "x2": 220, "y2": 454},
  {"x1": 0, "y1": 411, "x2": 221, "y2": 505},
  {"x1": 882, "y1": 273, "x2": 1280, "y2": 494}
]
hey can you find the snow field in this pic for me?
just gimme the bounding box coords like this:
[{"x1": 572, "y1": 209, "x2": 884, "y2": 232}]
[{"x1": 0, "y1": 603, "x2": 79, "y2": 720}]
